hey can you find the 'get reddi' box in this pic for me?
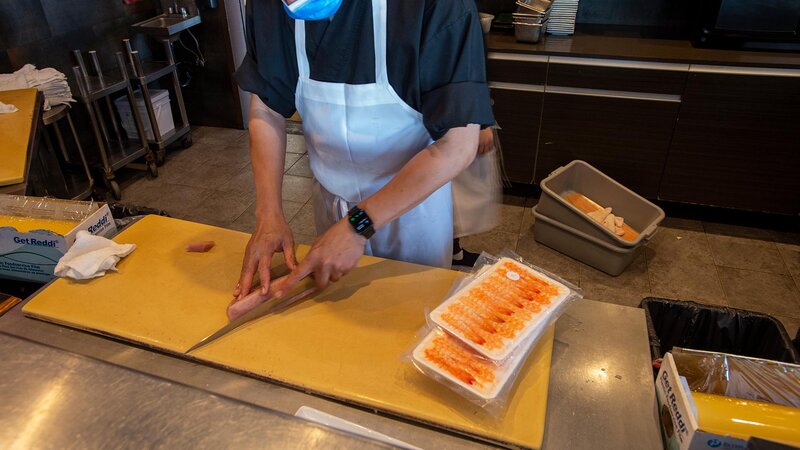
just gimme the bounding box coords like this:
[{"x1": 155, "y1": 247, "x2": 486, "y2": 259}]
[{"x1": 0, "y1": 195, "x2": 116, "y2": 283}]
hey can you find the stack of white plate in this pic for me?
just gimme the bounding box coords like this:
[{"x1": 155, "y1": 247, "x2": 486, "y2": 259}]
[{"x1": 546, "y1": 0, "x2": 579, "y2": 35}]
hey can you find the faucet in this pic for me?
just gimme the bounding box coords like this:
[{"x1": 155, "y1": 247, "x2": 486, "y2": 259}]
[{"x1": 168, "y1": 1, "x2": 188, "y2": 17}]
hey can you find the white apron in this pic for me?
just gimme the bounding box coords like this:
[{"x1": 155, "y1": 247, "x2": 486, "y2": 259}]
[
  {"x1": 452, "y1": 129, "x2": 502, "y2": 238},
  {"x1": 294, "y1": 0, "x2": 453, "y2": 268}
]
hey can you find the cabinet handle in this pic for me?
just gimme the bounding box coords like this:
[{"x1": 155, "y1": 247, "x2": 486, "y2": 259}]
[
  {"x1": 487, "y1": 52, "x2": 549, "y2": 63},
  {"x1": 549, "y1": 56, "x2": 689, "y2": 72},
  {"x1": 546, "y1": 85, "x2": 681, "y2": 102},
  {"x1": 689, "y1": 64, "x2": 800, "y2": 77},
  {"x1": 489, "y1": 81, "x2": 545, "y2": 92}
]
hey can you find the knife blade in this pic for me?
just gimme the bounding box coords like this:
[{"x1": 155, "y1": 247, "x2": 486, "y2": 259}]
[{"x1": 185, "y1": 275, "x2": 316, "y2": 353}]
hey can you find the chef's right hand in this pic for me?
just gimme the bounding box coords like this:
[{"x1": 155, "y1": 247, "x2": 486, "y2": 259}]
[{"x1": 234, "y1": 215, "x2": 297, "y2": 300}]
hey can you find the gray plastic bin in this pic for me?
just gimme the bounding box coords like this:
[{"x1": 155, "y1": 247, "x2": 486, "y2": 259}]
[
  {"x1": 532, "y1": 206, "x2": 640, "y2": 276},
  {"x1": 538, "y1": 160, "x2": 665, "y2": 248}
]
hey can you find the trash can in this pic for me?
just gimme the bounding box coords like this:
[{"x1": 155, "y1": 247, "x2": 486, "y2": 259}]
[{"x1": 641, "y1": 297, "x2": 800, "y2": 364}]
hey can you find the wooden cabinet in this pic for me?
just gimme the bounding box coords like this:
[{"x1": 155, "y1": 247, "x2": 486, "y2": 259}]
[
  {"x1": 659, "y1": 66, "x2": 800, "y2": 214},
  {"x1": 547, "y1": 57, "x2": 688, "y2": 95},
  {"x1": 486, "y1": 51, "x2": 800, "y2": 213},
  {"x1": 534, "y1": 89, "x2": 680, "y2": 197},
  {"x1": 486, "y1": 52, "x2": 547, "y2": 183},
  {"x1": 491, "y1": 86, "x2": 544, "y2": 183},
  {"x1": 486, "y1": 52, "x2": 548, "y2": 85}
]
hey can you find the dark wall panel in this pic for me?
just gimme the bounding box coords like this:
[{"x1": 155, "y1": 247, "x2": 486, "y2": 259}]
[
  {"x1": 576, "y1": 0, "x2": 691, "y2": 28},
  {"x1": 0, "y1": 0, "x2": 51, "y2": 48},
  {"x1": 40, "y1": 0, "x2": 126, "y2": 37}
]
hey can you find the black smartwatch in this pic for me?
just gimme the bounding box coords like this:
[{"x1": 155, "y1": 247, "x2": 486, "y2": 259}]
[{"x1": 347, "y1": 206, "x2": 375, "y2": 239}]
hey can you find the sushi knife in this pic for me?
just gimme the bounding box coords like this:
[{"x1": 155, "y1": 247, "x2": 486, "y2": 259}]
[{"x1": 185, "y1": 274, "x2": 316, "y2": 353}]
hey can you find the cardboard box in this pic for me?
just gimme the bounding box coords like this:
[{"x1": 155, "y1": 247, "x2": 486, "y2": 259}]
[
  {"x1": 656, "y1": 352, "x2": 745, "y2": 450},
  {"x1": 0, "y1": 196, "x2": 116, "y2": 282},
  {"x1": 655, "y1": 351, "x2": 800, "y2": 450}
]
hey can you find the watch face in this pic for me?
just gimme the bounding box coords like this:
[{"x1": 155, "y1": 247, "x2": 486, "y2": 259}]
[{"x1": 348, "y1": 207, "x2": 374, "y2": 238}]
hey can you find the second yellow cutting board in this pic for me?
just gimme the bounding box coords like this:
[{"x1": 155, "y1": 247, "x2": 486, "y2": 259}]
[{"x1": 23, "y1": 215, "x2": 554, "y2": 449}]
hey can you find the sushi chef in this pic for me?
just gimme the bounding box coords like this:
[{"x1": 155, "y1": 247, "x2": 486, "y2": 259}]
[{"x1": 233, "y1": 0, "x2": 495, "y2": 299}]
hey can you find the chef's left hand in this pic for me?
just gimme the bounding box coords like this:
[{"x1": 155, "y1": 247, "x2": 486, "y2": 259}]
[
  {"x1": 477, "y1": 127, "x2": 495, "y2": 155},
  {"x1": 276, "y1": 218, "x2": 367, "y2": 296}
]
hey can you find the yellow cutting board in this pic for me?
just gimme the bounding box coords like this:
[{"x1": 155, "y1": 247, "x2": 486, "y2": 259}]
[
  {"x1": 23, "y1": 215, "x2": 554, "y2": 449},
  {"x1": 0, "y1": 88, "x2": 38, "y2": 186}
]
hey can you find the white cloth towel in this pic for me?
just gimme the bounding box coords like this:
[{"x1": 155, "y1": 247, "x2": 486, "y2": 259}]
[
  {"x1": 0, "y1": 64, "x2": 74, "y2": 110},
  {"x1": 0, "y1": 101, "x2": 17, "y2": 113},
  {"x1": 54, "y1": 231, "x2": 136, "y2": 280}
]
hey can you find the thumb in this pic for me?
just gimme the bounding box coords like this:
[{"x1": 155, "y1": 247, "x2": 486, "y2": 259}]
[{"x1": 275, "y1": 257, "x2": 313, "y2": 298}]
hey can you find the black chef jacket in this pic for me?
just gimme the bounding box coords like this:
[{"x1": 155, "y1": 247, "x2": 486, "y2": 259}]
[{"x1": 235, "y1": 0, "x2": 495, "y2": 140}]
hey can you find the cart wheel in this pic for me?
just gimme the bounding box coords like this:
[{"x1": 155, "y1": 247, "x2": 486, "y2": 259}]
[
  {"x1": 109, "y1": 180, "x2": 122, "y2": 201},
  {"x1": 147, "y1": 161, "x2": 159, "y2": 178},
  {"x1": 181, "y1": 135, "x2": 193, "y2": 149},
  {"x1": 156, "y1": 151, "x2": 166, "y2": 165}
]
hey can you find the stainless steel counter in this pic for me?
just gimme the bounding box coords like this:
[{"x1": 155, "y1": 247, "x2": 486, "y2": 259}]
[
  {"x1": 0, "y1": 334, "x2": 390, "y2": 450},
  {"x1": 0, "y1": 297, "x2": 662, "y2": 449}
]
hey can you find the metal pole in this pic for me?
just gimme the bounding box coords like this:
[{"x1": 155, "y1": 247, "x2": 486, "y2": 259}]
[
  {"x1": 117, "y1": 52, "x2": 155, "y2": 164},
  {"x1": 90, "y1": 50, "x2": 125, "y2": 148},
  {"x1": 73, "y1": 66, "x2": 112, "y2": 179},
  {"x1": 163, "y1": 40, "x2": 189, "y2": 129},
  {"x1": 132, "y1": 51, "x2": 162, "y2": 144}
]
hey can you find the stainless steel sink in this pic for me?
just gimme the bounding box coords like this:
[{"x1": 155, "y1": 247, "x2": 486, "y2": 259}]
[{"x1": 131, "y1": 14, "x2": 202, "y2": 37}]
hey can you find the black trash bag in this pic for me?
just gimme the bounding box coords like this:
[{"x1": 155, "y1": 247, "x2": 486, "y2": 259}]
[
  {"x1": 108, "y1": 203, "x2": 170, "y2": 219},
  {"x1": 641, "y1": 297, "x2": 800, "y2": 364},
  {"x1": 794, "y1": 329, "x2": 799, "y2": 356},
  {"x1": 108, "y1": 203, "x2": 171, "y2": 232}
]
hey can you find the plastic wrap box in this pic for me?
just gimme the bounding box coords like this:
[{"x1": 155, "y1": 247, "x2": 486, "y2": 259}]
[{"x1": 0, "y1": 196, "x2": 116, "y2": 282}]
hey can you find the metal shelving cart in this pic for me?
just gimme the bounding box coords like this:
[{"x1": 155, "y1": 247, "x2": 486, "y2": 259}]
[
  {"x1": 123, "y1": 39, "x2": 192, "y2": 165},
  {"x1": 71, "y1": 50, "x2": 158, "y2": 200}
]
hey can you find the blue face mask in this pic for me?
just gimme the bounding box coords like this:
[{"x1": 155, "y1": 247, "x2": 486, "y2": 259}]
[{"x1": 282, "y1": 0, "x2": 343, "y2": 21}]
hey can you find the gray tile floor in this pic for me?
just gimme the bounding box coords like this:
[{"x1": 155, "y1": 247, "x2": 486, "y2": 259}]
[{"x1": 119, "y1": 126, "x2": 800, "y2": 336}]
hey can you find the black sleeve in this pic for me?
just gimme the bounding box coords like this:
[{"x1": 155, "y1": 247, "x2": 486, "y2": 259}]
[
  {"x1": 234, "y1": 0, "x2": 298, "y2": 118},
  {"x1": 419, "y1": 0, "x2": 495, "y2": 140}
]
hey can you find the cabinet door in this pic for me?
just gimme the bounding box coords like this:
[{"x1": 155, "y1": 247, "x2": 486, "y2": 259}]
[
  {"x1": 491, "y1": 86, "x2": 544, "y2": 184},
  {"x1": 659, "y1": 66, "x2": 800, "y2": 214},
  {"x1": 535, "y1": 89, "x2": 680, "y2": 198}
]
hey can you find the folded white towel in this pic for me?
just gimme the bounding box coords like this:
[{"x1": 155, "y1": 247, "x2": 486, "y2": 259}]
[
  {"x1": 0, "y1": 101, "x2": 17, "y2": 114},
  {"x1": 54, "y1": 230, "x2": 136, "y2": 280},
  {"x1": 0, "y1": 64, "x2": 74, "y2": 110}
]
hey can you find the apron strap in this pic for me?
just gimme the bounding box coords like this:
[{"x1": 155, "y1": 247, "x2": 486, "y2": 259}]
[
  {"x1": 371, "y1": 0, "x2": 389, "y2": 86},
  {"x1": 294, "y1": 0, "x2": 388, "y2": 85},
  {"x1": 294, "y1": 19, "x2": 311, "y2": 80}
]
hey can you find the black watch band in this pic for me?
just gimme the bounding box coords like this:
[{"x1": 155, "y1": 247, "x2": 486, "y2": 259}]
[{"x1": 347, "y1": 206, "x2": 375, "y2": 239}]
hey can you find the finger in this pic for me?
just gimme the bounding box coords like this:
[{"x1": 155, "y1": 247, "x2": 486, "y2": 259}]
[
  {"x1": 257, "y1": 255, "x2": 273, "y2": 296},
  {"x1": 233, "y1": 282, "x2": 241, "y2": 297},
  {"x1": 330, "y1": 271, "x2": 341, "y2": 283},
  {"x1": 315, "y1": 264, "x2": 331, "y2": 291},
  {"x1": 283, "y1": 236, "x2": 298, "y2": 270},
  {"x1": 236, "y1": 256, "x2": 259, "y2": 300},
  {"x1": 276, "y1": 257, "x2": 315, "y2": 298}
]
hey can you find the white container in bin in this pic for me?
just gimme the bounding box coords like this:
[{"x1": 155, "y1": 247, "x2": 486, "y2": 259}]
[
  {"x1": 114, "y1": 89, "x2": 175, "y2": 141},
  {"x1": 532, "y1": 206, "x2": 640, "y2": 276},
  {"x1": 538, "y1": 160, "x2": 665, "y2": 248}
]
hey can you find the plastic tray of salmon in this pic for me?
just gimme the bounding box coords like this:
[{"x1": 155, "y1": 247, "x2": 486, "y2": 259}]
[
  {"x1": 429, "y1": 257, "x2": 571, "y2": 361},
  {"x1": 411, "y1": 327, "x2": 527, "y2": 400}
]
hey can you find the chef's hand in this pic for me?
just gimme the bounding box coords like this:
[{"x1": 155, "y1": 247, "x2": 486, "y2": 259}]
[
  {"x1": 276, "y1": 218, "x2": 366, "y2": 296},
  {"x1": 235, "y1": 216, "x2": 297, "y2": 300},
  {"x1": 477, "y1": 127, "x2": 495, "y2": 155}
]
